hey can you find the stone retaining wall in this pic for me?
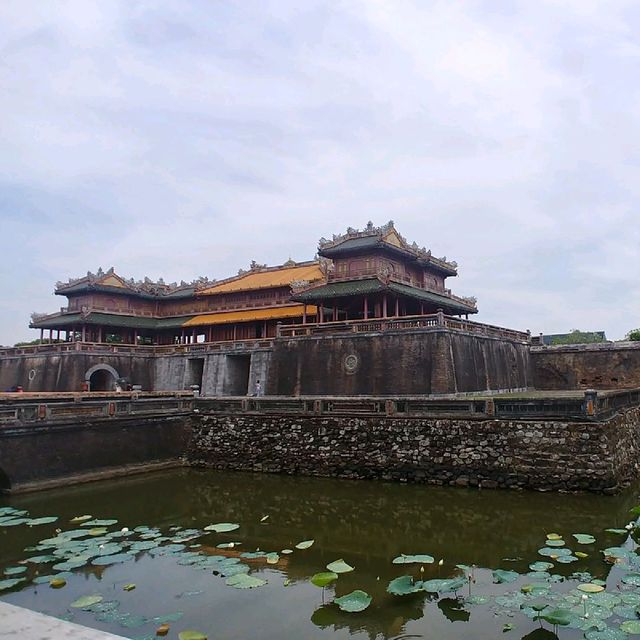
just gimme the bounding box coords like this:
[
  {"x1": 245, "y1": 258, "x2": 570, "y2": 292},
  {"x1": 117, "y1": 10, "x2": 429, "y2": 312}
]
[{"x1": 189, "y1": 407, "x2": 640, "y2": 493}]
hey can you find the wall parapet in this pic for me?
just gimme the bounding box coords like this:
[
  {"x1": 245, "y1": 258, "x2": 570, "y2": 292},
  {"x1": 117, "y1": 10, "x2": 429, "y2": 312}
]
[{"x1": 277, "y1": 313, "x2": 531, "y2": 343}]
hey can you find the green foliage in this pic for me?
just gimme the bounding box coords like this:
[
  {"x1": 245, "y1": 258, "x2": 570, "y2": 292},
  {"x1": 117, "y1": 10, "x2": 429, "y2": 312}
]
[
  {"x1": 626, "y1": 329, "x2": 640, "y2": 341},
  {"x1": 549, "y1": 330, "x2": 606, "y2": 345}
]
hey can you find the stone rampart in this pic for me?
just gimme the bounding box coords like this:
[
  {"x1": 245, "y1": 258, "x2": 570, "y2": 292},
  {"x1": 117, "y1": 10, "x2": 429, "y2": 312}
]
[
  {"x1": 532, "y1": 341, "x2": 640, "y2": 390},
  {"x1": 189, "y1": 406, "x2": 640, "y2": 493},
  {"x1": 268, "y1": 329, "x2": 531, "y2": 395}
]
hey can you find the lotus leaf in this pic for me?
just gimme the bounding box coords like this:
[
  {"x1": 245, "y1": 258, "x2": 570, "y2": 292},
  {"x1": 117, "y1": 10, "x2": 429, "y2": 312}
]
[
  {"x1": 204, "y1": 523, "x2": 239, "y2": 533},
  {"x1": 527, "y1": 571, "x2": 551, "y2": 580},
  {"x1": 281, "y1": 549, "x2": 293, "y2": 554},
  {"x1": 326, "y1": 559, "x2": 354, "y2": 574},
  {"x1": 53, "y1": 559, "x2": 89, "y2": 571},
  {"x1": 218, "y1": 563, "x2": 250, "y2": 577},
  {"x1": 260, "y1": 515, "x2": 269, "y2": 522},
  {"x1": 622, "y1": 574, "x2": 640, "y2": 586},
  {"x1": 421, "y1": 577, "x2": 466, "y2": 593},
  {"x1": 240, "y1": 551, "x2": 267, "y2": 559},
  {"x1": 0, "y1": 518, "x2": 29, "y2": 526},
  {"x1": 266, "y1": 553, "x2": 279, "y2": 564},
  {"x1": 392, "y1": 553, "x2": 434, "y2": 565},
  {"x1": 573, "y1": 533, "x2": 596, "y2": 544},
  {"x1": 530, "y1": 562, "x2": 554, "y2": 572},
  {"x1": 71, "y1": 594, "x2": 104, "y2": 608},
  {"x1": 88, "y1": 528, "x2": 108, "y2": 536},
  {"x1": 70, "y1": 515, "x2": 93, "y2": 522},
  {"x1": 613, "y1": 604, "x2": 638, "y2": 619},
  {"x1": 3, "y1": 566, "x2": 26, "y2": 576},
  {"x1": 589, "y1": 592, "x2": 621, "y2": 608},
  {"x1": 26, "y1": 516, "x2": 58, "y2": 526},
  {"x1": 225, "y1": 573, "x2": 267, "y2": 589},
  {"x1": 576, "y1": 551, "x2": 589, "y2": 558},
  {"x1": 25, "y1": 554, "x2": 57, "y2": 563},
  {"x1": 129, "y1": 541, "x2": 159, "y2": 551},
  {"x1": 92, "y1": 553, "x2": 134, "y2": 565},
  {"x1": 621, "y1": 593, "x2": 640, "y2": 605},
  {"x1": 334, "y1": 590, "x2": 372, "y2": 612},
  {"x1": 295, "y1": 539, "x2": 314, "y2": 550},
  {"x1": 604, "y1": 529, "x2": 627, "y2": 534},
  {"x1": 311, "y1": 572, "x2": 338, "y2": 588},
  {"x1": 545, "y1": 540, "x2": 565, "y2": 547},
  {"x1": 621, "y1": 620, "x2": 640, "y2": 634},
  {"x1": 216, "y1": 543, "x2": 240, "y2": 549},
  {"x1": 387, "y1": 575, "x2": 422, "y2": 595},
  {"x1": 585, "y1": 629, "x2": 629, "y2": 640},
  {"x1": 540, "y1": 607, "x2": 573, "y2": 626},
  {"x1": 556, "y1": 555, "x2": 579, "y2": 564},
  {"x1": 81, "y1": 519, "x2": 118, "y2": 527},
  {"x1": 493, "y1": 569, "x2": 519, "y2": 584},
  {"x1": 603, "y1": 547, "x2": 628, "y2": 559},
  {"x1": 152, "y1": 613, "x2": 184, "y2": 624},
  {"x1": 465, "y1": 595, "x2": 490, "y2": 605},
  {"x1": 0, "y1": 578, "x2": 25, "y2": 590},
  {"x1": 546, "y1": 533, "x2": 562, "y2": 540},
  {"x1": 49, "y1": 578, "x2": 66, "y2": 588},
  {"x1": 578, "y1": 583, "x2": 605, "y2": 593},
  {"x1": 178, "y1": 631, "x2": 207, "y2": 640},
  {"x1": 123, "y1": 583, "x2": 136, "y2": 591},
  {"x1": 521, "y1": 583, "x2": 550, "y2": 596}
]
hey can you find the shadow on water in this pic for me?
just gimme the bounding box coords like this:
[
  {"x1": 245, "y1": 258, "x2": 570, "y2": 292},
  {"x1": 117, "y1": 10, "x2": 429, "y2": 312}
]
[{"x1": 1, "y1": 468, "x2": 639, "y2": 640}]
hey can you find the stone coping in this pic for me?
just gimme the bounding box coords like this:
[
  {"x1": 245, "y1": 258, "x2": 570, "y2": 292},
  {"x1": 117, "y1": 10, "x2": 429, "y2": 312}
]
[{"x1": 0, "y1": 601, "x2": 127, "y2": 639}]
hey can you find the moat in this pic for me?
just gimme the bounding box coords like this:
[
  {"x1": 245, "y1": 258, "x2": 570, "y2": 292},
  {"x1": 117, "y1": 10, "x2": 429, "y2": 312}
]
[{"x1": 2, "y1": 468, "x2": 640, "y2": 639}]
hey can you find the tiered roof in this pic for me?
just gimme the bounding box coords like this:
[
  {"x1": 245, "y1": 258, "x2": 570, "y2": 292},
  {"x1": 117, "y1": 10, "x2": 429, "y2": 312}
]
[{"x1": 318, "y1": 221, "x2": 458, "y2": 276}]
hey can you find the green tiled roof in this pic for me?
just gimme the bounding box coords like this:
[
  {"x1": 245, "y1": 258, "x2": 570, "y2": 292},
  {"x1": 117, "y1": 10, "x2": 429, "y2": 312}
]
[
  {"x1": 293, "y1": 278, "x2": 476, "y2": 314},
  {"x1": 388, "y1": 282, "x2": 476, "y2": 314},
  {"x1": 292, "y1": 279, "x2": 385, "y2": 301},
  {"x1": 30, "y1": 312, "x2": 193, "y2": 330}
]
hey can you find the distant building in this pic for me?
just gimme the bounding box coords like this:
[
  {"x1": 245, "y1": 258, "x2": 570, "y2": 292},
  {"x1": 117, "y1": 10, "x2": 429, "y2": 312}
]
[{"x1": 29, "y1": 221, "x2": 477, "y2": 345}]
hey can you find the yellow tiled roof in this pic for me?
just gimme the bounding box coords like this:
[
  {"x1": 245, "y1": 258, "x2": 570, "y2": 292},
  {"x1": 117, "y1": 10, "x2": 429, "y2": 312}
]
[
  {"x1": 182, "y1": 304, "x2": 318, "y2": 327},
  {"x1": 199, "y1": 263, "x2": 323, "y2": 295}
]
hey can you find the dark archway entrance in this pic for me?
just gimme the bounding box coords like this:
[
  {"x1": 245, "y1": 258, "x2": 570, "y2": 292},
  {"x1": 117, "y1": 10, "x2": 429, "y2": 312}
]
[
  {"x1": 85, "y1": 364, "x2": 120, "y2": 391},
  {"x1": 0, "y1": 467, "x2": 11, "y2": 493}
]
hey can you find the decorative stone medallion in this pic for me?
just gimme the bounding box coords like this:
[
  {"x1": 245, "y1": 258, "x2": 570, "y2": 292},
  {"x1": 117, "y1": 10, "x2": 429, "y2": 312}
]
[{"x1": 344, "y1": 354, "x2": 359, "y2": 374}]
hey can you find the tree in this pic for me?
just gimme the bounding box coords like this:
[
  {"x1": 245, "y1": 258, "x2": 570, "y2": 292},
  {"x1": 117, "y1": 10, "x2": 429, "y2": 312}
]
[{"x1": 626, "y1": 329, "x2": 640, "y2": 341}]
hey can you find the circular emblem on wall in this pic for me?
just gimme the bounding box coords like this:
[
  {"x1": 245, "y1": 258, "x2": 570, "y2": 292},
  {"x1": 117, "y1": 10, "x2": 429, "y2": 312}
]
[
  {"x1": 344, "y1": 354, "x2": 359, "y2": 374},
  {"x1": 28, "y1": 369, "x2": 37, "y2": 381}
]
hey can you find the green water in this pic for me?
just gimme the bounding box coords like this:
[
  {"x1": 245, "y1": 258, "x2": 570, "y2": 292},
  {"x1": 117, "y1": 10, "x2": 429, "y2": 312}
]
[{"x1": 1, "y1": 469, "x2": 639, "y2": 639}]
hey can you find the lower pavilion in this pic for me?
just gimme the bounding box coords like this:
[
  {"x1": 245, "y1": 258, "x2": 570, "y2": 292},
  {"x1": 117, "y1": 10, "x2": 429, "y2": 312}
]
[{"x1": 29, "y1": 222, "x2": 477, "y2": 345}]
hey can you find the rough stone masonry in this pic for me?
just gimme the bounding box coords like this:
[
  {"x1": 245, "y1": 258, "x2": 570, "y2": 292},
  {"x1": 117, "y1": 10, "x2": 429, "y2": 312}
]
[{"x1": 188, "y1": 406, "x2": 640, "y2": 493}]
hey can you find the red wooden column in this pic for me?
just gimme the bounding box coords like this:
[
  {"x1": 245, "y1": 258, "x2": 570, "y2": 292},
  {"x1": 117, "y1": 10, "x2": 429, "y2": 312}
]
[
  {"x1": 81, "y1": 325, "x2": 86, "y2": 342},
  {"x1": 319, "y1": 302, "x2": 324, "y2": 324},
  {"x1": 302, "y1": 304, "x2": 307, "y2": 324},
  {"x1": 383, "y1": 294, "x2": 388, "y2": 318},
  {"x1": 363, "y1": 297, "x2": 368, "y2": 320},
  {"x1": 394, "y1": 297, "x2": 399, "y2": 317}
]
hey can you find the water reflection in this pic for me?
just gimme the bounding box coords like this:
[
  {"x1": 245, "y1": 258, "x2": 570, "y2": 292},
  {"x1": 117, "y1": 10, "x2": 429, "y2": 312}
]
[{"x1": 0, "y1": 469, "x2": 638, "y2": 640}]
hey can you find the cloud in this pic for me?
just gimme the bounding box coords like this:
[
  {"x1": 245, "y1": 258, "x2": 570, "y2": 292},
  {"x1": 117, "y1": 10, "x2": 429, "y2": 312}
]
[{"x1": 1, "y1": 0, "x2": 639, "y2": 343}]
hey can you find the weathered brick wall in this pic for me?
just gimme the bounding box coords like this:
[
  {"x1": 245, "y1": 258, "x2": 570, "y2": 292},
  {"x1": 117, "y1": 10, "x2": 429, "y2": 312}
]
[
  {"x1": 531, "y1": 342, "x2": 640, "y2": 390},
  {"x1": 268, "y1": 329, "x2": 531, "y2": 395},
  {"x1": 189, "y1": 407, "x2": 640, "y2": 493}
]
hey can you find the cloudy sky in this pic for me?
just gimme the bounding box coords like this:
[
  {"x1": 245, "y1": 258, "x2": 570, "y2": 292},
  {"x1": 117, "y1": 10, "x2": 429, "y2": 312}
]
[{"x1": 2, "y1": 0, "x2": 639, "y2": 344}]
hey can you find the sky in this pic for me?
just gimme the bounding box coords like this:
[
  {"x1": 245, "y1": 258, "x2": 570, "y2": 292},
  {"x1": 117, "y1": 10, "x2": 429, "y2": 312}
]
[{"x1": 1, "y1": 0, "x2": 640, "y2": 345}]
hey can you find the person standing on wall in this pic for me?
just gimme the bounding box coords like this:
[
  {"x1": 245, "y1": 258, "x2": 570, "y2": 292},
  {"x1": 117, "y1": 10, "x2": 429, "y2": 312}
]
[{"x1": 255, "y1": 379, "x2": 262, "y2": 396}]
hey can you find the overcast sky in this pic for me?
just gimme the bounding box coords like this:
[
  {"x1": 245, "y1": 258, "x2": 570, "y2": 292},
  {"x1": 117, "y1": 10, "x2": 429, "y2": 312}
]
[{"x1": 2, "y1": 0, "x2": 639, "y2": 344}]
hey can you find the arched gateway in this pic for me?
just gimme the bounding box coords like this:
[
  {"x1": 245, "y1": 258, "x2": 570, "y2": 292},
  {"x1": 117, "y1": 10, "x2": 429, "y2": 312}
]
[{"x1": 85, "y1": 364, "x2": 120, "y2": 391}]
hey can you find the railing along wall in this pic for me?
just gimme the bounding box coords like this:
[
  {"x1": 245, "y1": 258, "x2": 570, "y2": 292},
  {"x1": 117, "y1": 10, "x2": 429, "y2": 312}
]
[
  {"x1": 278, "y1": 313, "x2": 531, "y2": 343},
  {"x1": 0, "y1": 338, "x2": 274, "y2": 357},
  {"x1": 0, "y1": 392, "x2": 194, "y2": 427},
  {"x1": 196, "y1": 389, "x2": 640, "y2": 421}
]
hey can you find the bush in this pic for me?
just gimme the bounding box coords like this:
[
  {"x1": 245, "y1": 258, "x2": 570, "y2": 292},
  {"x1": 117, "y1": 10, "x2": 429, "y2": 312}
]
[{"x1": 626, "y1": 329, "x2": 640, "y2": 341}]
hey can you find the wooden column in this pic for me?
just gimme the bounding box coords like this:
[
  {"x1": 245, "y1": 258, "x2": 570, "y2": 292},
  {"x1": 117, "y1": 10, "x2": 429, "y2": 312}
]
[
  {"x1": 98, "y1": 326, "x2": 103, "y2": 343},
  {"x1": 39, "y1": 328, "x2": 43, "y2": 342},
  {"x1": 302, "y1": 305, "x2": 307, "y2": 324},
  {"x1": 383, "y1": 294, "x2": 388, "y2": 318},
  {"x1": 394, "y1": 298, "x2": 399, "y2": 317},
  {"x1": 81, "y1": 325, "x2": 86, "y2": 342},
  {"x1": 333, "y1": 303, "x2": 337, "y2": 321},
  {"x1": 233, "y1": 325, "x2": 237, "y2": 341},
  {"x1": 420, "y1": 302, "x2": 424, "y2": 315},
  {"x1": 363, "y1": 297, "x2": 368, "y2": 320},
  {"x1": 208, "y1": 326, "x2": 213, "y2": 342},
  {"x1": 319, "y1": 302, "x2": 324, "y2": 324}
]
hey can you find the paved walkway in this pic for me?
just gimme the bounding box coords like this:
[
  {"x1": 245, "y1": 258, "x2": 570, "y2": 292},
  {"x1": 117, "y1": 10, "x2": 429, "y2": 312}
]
[{"x1": 0, "y1": 602, "x2": 127, "y2": 639}]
